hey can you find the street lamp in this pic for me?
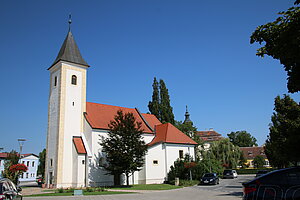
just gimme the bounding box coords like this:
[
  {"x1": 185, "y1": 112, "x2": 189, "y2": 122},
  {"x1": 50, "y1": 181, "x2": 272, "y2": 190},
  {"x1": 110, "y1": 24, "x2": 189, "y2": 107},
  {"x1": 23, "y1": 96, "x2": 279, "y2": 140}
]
[{"x1": 17, "y1": 139, "x2": 26, "y2": 157}]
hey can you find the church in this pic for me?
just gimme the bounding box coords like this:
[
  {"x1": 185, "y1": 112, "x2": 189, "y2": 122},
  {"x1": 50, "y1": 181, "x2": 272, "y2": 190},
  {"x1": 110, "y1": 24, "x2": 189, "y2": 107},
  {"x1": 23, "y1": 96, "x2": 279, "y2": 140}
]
[{"x1": 45, "y1": 24, "x2": 197, "y2": 188}]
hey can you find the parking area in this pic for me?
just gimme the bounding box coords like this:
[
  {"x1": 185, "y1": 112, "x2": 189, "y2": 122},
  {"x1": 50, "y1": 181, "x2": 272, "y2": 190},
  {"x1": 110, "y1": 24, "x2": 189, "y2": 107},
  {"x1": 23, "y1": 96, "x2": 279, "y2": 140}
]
[{"x1": 195, "y1": 174, "x2": 255, "y2": 196}]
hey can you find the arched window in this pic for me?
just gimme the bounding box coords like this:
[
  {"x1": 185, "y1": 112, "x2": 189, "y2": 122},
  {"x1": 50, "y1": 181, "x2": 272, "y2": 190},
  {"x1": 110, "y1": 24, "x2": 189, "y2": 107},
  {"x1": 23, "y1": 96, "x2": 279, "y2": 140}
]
[{"x1": 71, "y1": 75, "x2": 77, "y2": 85}]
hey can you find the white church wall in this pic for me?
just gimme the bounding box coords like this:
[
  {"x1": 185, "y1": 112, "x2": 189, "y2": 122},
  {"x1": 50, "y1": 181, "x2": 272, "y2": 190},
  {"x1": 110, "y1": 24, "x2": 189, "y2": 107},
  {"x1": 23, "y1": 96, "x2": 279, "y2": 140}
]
[
  {"x1": 165, "y1": 144, "x2": 195, "y2": 181},
  {"x1": 77, "y1": 154, "x2": 86, "y2": 187},
  {"x1": 142, "y1": 134, "x2": 155, "y2": 144},
  {"x1": 145, "y1": 144, "x2": 166, "y2": 184},
  {"x1": 46, "y1": 67, "x2": 60, "y2": 185},
  {"x1": 88, "y1": 129, "x2": 114, "y2": 186},
  {"x1": 60, "y1": 66, "x2": 84, "y2": 186}
]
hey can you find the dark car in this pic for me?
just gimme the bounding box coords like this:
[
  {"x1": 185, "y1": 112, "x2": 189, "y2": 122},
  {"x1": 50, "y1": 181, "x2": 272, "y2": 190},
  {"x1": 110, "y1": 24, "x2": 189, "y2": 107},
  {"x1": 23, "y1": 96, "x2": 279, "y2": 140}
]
[
  {"x1": 200, "y1": 173, "x2": 219, "y2": 185},
  {"x1": 256, "y1": 169, "x2": 270, "y2": 177},
  {"x1": 223, "y1": 169, "x2": 238, "y2": 179},
  {"x1": 0, "y1": 178, "x2": 22, "y2": 200},
  {"x1": 242, "y1": 167, "x2": 300, "y2": 200}
]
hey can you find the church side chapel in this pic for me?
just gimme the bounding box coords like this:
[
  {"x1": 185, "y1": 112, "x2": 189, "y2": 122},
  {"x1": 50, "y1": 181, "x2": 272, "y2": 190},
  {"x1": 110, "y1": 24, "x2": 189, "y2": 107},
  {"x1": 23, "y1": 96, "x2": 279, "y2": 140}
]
[{"x1": 45, "y1": 21, "x2": 197, "y2": 188}]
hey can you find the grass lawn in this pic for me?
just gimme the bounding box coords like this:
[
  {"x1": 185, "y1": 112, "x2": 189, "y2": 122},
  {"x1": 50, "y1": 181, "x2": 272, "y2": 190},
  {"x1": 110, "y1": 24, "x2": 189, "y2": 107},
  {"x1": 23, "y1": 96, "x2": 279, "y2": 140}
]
[
  {"x1": 110, "y1": 184, "x2": 182, "y2": 190},
  {"x1": 25, "y1": 191, "x2": 133, "y2": 197}
]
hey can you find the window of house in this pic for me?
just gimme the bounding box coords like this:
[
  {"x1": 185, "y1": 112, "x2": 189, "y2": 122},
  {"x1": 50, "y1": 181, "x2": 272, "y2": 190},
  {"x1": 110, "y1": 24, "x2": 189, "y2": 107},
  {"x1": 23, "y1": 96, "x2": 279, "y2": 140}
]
[
  {"x1": 54, "y1": 76, "x2": 57, "y2": 86},
  {"x1": 22, "y1": 161, "x2": 25, "y2": 164},
  {"x1": 153, "y1": 160, "x2": 158, "y2": 165},
  {"x1": 26, "y1": 173, "x2": 29, "y2": 178},
  {"x1": 71, "y1": 75, "x2": 77, "y2": 85},
  {"x1": 50, "y1": 159, "x2": 53, "y2": 167},
  {"x1": 32, "y1": 161, "x2": 34, "y2": 167},
  {"x1": 179, "y1": 150, "x2": 184, "y2": 159},
  {"x1": 27, "y1": 161, "x2": 30, "y2": 167},
  {"x1": 82, "y1": 160, "x2": 85, "y2": 165},
  {"x1": 0, "y1": 160, "x2": 1, "y2": 166},
  {"x1": 21, "y1": 173, "x2": 24, "y2": 179}
]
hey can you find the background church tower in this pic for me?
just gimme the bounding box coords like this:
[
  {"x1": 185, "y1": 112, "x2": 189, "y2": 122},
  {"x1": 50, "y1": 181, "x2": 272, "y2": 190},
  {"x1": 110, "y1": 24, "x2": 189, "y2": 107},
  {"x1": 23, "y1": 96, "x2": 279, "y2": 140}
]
[{"x1": 45, "y1": 19, "x2": 89, "y2": 188}]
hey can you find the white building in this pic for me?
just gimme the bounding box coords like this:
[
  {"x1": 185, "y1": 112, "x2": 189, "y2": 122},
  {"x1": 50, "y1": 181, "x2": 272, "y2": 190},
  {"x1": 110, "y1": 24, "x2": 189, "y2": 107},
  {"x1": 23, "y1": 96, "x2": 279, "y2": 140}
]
[
  {"x1": 0, "y1": 153, "x2": 39, "y2": 182},
  {"x1": 45, "y1": 26, "x2": 197, "y2": 188}
]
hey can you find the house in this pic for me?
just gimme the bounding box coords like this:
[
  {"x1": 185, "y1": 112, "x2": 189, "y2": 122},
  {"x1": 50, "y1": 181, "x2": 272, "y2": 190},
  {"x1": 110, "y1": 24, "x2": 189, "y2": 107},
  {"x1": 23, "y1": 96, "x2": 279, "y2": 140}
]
[
  {"x1": 240, "y1": 147, "x2": 270, "y2": 168},
  {"x1": 0, "y1": 153, "x2": 39, "y2": 182},
  {"x1": 45, "y1": 24, "x2": 197, "y2": 188},
  {"x1": 195, "y1": 129, "x2": 223, "y2": 149}
]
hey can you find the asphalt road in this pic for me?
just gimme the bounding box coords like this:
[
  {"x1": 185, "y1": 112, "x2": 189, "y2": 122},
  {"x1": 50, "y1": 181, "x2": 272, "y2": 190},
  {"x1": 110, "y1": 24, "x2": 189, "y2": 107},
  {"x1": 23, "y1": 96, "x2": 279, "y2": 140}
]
[
  {"x1": 24, "y1": 175, "x2": 256, "y2": 200},
  {"x1": 194, "y1": 175, "x2": 255, "y2": 196}
]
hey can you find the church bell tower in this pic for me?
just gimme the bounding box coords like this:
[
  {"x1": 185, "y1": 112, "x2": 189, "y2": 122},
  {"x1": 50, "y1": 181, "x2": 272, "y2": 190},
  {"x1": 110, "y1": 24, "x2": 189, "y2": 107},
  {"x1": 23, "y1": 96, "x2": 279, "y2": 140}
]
[{"x1": 45, "y1": 19, "x2": 89, "y2": 188}]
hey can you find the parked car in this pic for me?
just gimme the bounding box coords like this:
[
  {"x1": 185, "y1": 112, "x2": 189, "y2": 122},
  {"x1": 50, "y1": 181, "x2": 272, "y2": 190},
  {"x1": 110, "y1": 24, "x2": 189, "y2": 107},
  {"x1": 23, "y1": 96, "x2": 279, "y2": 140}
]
[
  {"x1": 242, "y1": 167, "x2": 300, "y2": 200},
  {"x1": 200, "y1": 173, "x2": 219, "y2": 185},
  {"x1": 255, "y1": 169, "x2": 270, "y2": 177},
  {"x1": 0, "y1": 178, "x2": 22, "y2": 200},
  {"x1": 223, "y1": 169, "x2": 238, "y2": 179}
]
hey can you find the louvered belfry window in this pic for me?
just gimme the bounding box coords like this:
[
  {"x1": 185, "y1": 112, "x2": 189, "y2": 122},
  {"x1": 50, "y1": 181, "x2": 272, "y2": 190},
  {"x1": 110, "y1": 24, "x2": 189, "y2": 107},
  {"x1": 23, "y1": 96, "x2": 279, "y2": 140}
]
[{"x1": 71, "y1": 75, "x2": 77, "y2": 85}]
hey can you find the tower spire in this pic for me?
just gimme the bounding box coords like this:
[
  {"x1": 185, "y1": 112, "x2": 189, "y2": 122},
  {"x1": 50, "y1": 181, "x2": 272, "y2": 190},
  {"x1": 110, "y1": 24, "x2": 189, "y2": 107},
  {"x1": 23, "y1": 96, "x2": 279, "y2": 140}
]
[{"x1": 183, "y1": 105, "x2": 192, "y2": 124}]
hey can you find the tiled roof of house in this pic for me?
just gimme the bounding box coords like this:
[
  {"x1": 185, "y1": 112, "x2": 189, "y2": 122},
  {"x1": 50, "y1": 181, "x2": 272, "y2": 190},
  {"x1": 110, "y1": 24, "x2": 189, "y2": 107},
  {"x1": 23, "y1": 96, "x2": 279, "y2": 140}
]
[
  {"x1": 195, "y1": 129, "x2": 223, "y2": 142},
  {"x1": 148, "y1": 123, "x2": 198, "y2": 146},
  {"x1": 0, "y1": 153, "x2": 9, "y2": 158},
  {"x1": 85, "y1": 102, "x2": 160, "y2": 134},
  {"x1": 0, "y1": 153, "x2": 38, "y2": 159},
  {"x1": 73, "y1": 137, "x2": 87, "y2": 154},
  {"x1": 240, "y1": 146, "x2": 267, "y2": 159}
]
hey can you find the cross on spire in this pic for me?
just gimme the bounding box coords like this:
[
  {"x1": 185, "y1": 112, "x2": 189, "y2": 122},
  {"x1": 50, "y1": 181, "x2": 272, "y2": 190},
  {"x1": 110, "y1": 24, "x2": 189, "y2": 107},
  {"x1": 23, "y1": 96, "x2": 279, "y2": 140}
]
[{"x1": 68, "y1": 14, "x2": 72, "y2": 32}]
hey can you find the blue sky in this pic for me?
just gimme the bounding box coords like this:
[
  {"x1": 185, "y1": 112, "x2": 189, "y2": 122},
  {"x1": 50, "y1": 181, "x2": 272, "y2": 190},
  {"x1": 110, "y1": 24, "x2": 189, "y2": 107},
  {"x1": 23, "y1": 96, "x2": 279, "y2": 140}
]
[{"x1": 0, "y1": 0, "x2": 299, "y2": 155}]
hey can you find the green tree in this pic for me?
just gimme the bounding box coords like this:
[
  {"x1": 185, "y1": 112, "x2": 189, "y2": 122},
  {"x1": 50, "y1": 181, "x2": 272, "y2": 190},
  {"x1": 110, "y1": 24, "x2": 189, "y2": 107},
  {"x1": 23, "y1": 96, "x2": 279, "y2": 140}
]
[
  {"x1": 174, "y1": 120, "x2": 204, "y2": 161},
  {"x1": 2, "y1": 150, "x2": 20, "y2": 184},
  {"x1": 265, "y1": 95, "x2": 300, "y2": 168},
  {"x1": 148, "y1": 78, "x2": 175, "y2": 124},
  {"x1": 250, "y1": 5, "x2": 300, "y2": 93},
  {"x1": 209, "y1": 138, "x2": 241, "y2": 169},
  {"x1": 37, "y1": 148, "x2": 46, "y2": 180},
  {"x1": 101, "y1": 110, "x2": 148, "y2": 186},
  {"x1": 253, "y1": 155, "x2": 266, "y2": 168},
  {"x1": 227, "y1": 131, "x2": 257, "y2": 147},
  {"x1": 159, "y1": 79, "x2": 175, "y2": 124},
  {"x1": 148, "y1": 77, "x2": 160, "y2": 119},
  {"x1": 174, "y1": 120, "x2": 197, "y2": 138}
]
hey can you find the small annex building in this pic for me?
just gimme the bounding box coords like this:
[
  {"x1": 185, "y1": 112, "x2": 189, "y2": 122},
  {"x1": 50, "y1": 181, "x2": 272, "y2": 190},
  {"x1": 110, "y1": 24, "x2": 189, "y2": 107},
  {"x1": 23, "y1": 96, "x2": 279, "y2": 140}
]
[
  {"x1": 45, "y1": 26, "x2": 197, "y2": 188},
  {"x1": 0, "y1": 153, "x2": 39, "y2": 182}
]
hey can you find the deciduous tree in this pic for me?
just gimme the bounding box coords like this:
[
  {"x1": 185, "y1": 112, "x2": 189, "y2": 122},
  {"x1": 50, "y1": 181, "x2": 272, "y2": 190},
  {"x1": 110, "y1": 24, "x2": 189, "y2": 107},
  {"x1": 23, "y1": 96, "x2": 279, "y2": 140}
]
[
  {"x1": 265, "y1": 95, "x2": 300, "y2": 168},
  {"x1": 101, "y1": 110, "x2": 148, "y2": 186},
  {"x1": 253, "y1": 155, "x2": 266, "y2": 168},
  {"x1": 227, "y1": 131, "x2": 257, "y2": 147},
  {"x1": 250, "y1": 5, "x2": 300, "y2": 93},
  {"x1": 37, "y1": 148, "x2": 46, "y2": 180},
  {"x1": 209, "y1": 138, "x2": 241, "y2": 169}
]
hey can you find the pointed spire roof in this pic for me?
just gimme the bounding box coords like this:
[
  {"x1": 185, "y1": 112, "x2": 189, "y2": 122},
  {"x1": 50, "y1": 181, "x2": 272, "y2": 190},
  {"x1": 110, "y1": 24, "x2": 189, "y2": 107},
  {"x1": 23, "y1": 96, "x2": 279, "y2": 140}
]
[
  {"x1": 49, "y1": 30, "x2": 89, "y2": 69},
  {"x1": 183, "y1": 105, "x2": 192, "y2": 124}
]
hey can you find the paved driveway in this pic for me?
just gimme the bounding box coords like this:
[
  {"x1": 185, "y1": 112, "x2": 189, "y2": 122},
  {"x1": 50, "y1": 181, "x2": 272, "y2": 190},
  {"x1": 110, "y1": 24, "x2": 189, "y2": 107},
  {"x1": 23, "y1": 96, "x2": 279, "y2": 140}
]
[
  {"x1": 195, "y1": 174, "x2": 255, "y2": 196},
  {"x1": 24, "y1": 187, "x2": 241, "y2": 200},
  {"x1": 24, "y1": 175, "x2": 255, "y2": 200}
]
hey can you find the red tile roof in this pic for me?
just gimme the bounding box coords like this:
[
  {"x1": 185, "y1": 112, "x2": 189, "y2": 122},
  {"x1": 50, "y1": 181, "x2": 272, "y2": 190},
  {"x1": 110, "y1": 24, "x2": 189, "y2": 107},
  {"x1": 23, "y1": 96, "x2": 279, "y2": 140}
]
[
  {"x1": 195, "y1": 130, "x2": 223, "y2": 142},
  {"x1": 0, "y1": 153, "x2": 38, "y2": 158},
  {"x1": 240, "y1": 147, "x2": 267, "y2": 159},
  {"x1": 148, "y1": 123, "x2": 198, "y2": 146},
  {"x1": 73, "y1": 137, "x2": 87, "y2": 154},
  {"x1": 0, "y1": 153, "x2": 9, "y2": 158},
  {"x1": 85, "y1": 102, "x2": 159, "y2": 133}
]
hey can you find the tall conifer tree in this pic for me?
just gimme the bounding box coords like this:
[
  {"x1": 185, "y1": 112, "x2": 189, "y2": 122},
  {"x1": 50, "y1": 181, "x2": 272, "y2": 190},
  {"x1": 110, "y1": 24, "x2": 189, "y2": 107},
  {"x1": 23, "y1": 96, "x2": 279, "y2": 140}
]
[
  {"x1": 159, "y1": 79, "x2": 175, "y2": 124},
  {"x1": 148, "y1": 77, "x2": 160, "y2": 120},
  {"x1": 148, "y1": 78, "x2": 175, "y2": 124}
]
